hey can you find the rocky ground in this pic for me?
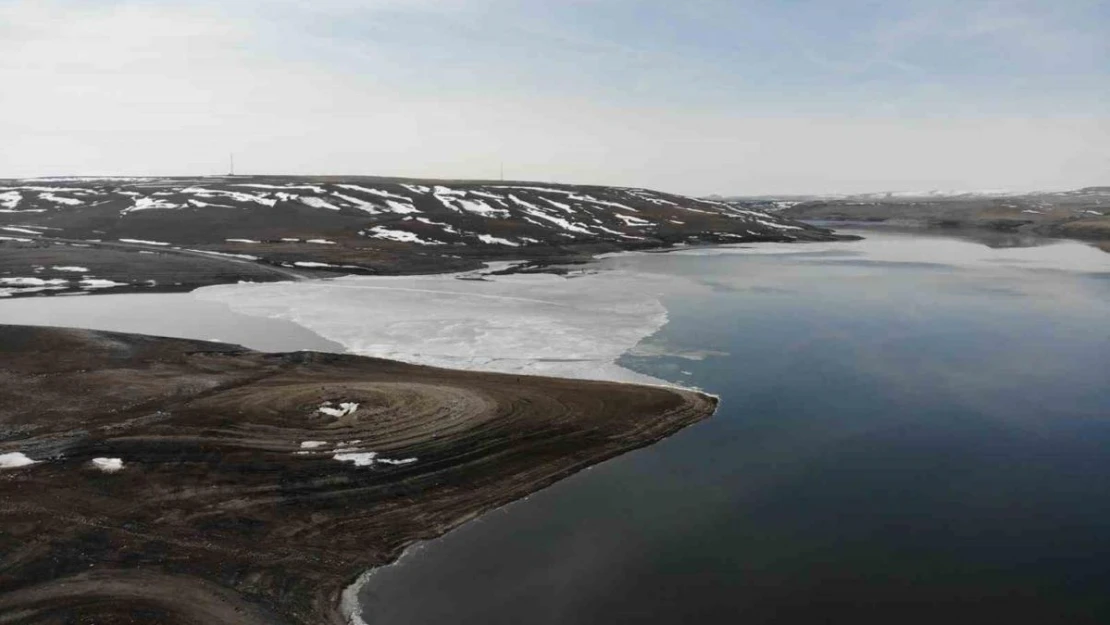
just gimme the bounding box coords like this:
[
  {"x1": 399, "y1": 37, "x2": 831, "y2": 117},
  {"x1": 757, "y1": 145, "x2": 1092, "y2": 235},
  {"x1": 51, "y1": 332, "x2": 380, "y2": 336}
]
[
  {"x1": 0, "y1": 325, "x2": 717, "y2": 625},
  {"x1": 0, "y1": 176, "x2": 846, "y2": 298}
]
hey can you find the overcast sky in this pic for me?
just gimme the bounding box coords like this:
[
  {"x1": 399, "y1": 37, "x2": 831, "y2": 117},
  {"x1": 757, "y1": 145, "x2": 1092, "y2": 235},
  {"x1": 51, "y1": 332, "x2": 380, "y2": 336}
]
[{"x1": 1, "y1": 0, "x2": 1106, "y2": 195}]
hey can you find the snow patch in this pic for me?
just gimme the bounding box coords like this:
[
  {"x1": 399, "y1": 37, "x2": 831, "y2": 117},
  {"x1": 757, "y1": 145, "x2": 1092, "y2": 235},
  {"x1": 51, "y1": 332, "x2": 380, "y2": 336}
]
[
  {"x1": 52, "y1": 266, "x2": 89, "y2": 272},
  {"x1": 119, "y1": 238, "x2": 171, "y2": 246},
  {"x1": 367, "y1": 226, "x2": 443, "y2": 245},
  {"x1": 318, "y1": 402, "x2": 359, "y2": 418},
  {"x1": 40, "y1": 192, "x2": 84, "y2": 206},
  {"x1": 0, "y1": 452, "x2": 36, "y2": 469},
  {"x1": 80, "y1": 278, "x2": 128, "y2": 289},
  {"x1": 1, "y1": 226, "x2": 42, "y2": 235},
  {"x1": 476, "y1": 234, "x2": 519, "y2": 246},
  {"x1": 301, "y1": 197, "x2": 342, "y2": 211},
  {"x1": 91, "y1": 457, "x2": 124, "y2": 472}
]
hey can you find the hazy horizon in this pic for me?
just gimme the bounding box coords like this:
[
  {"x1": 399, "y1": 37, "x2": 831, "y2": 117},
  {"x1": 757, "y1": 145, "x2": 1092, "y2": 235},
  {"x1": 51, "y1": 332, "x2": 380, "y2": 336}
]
[{"x1": 2, "y1": 0, "x2": 1107, "y2": 196}]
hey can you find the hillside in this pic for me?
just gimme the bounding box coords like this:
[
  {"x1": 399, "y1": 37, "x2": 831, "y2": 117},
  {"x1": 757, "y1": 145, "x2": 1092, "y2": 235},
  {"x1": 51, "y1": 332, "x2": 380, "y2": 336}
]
[
  {"x1": 0, "y1": 176, "x2": 840, "y2": 298},
  {"x1": 761, "y1": 187, "x2": 1110, "y2": 246}
]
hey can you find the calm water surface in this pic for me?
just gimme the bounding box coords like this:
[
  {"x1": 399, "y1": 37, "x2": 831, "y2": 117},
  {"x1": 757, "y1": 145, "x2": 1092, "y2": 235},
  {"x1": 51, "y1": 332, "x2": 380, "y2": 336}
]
[{"x1": 359, "y1": 232, "x2": 1110, "y2": 624}]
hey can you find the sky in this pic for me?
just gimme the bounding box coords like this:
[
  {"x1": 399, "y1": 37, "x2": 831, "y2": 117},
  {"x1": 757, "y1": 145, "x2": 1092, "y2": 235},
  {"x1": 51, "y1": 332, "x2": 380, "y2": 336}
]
[{"x1": 0, "y1": 0, "x2": 1107, "y2": 195}]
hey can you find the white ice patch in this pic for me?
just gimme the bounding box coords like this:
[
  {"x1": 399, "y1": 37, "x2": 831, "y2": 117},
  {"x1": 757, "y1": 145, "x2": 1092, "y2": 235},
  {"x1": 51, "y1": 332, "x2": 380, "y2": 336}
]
[
  {"x1": 383, "y1": 199, "x2": 420, "y2": 214},
  {"x1": 333, "y1": 452, "x2": 378, "y2": 466},
  {"x1": 337, "y1": 185, "x2": 411, "y2": 202},
  {"x1": 119, "y1": 238, "x2": 171, "y2": 246},
  {"x1": 181, "y1": 187, "x2": 278, "y2": 207},
  {"x1": 331, "y1": 192, "x2": 383, "y2": 215},
  {"x1": 52, "y1": 266, "x2": 89, "y2": 272},
  {"x1": 306, "y1": 239, "x2": 336, "y2": 245},
  {"x1": 1, "y1": 226, "x2": 41, "y2": 235},
  {"x1": 414, "y1": 217, "x2": 460, "y2": 234},
  {"x1": 0, "y1": 236, "x2": 32, "y2": 242},
  {"x1": 476, "y1": 234, "x2": 519, "y2": 246},
  {"x1": 401, "y1": 184, "x2": 432, "y2": 194},
  {"x1": 300, "y1": 441, "x2": 328, "y2": 449},
  {"x1": 188, "y1": 199, "x2": 236, "y2": 209},
  {"x1": 195, "y1": 266, "x2": 694, "y2": 385},
  {"x1": 377, "y1": 457, "x2": 418, "y2": 466},
  {"x1": 225, "y1": 238, "x2": 260, "y2": 244},
  {"x1": 754, "y1": 218, "x2": 802, "y2": 231},
  {"x1": 236, "y1": 183, "x2": 328, "y2": 193},
  {"x1": 367, "y1": 226, "x2": 443, "y2": 245},
  {"x1": 39, "y1": 192, "x2": 84, "y2": 206},
  {"x1": 0, "y1": 191, "x2": 21, "y2": 209},
  {"x1": 91, "y1": 457, "x2": 124, "y2": 472},
  {"x1": 80, "y1": 278, "x2": 128, "y2": 289},
  {"x1": 318, "y1": 402, "x2": 359, "y2": 418},
  {"x1": 614, "y1": 213, "x2": 652, "y2": 227},
  {"x1": 123, "y1": 197, "x2": 180, "y2": 213},
  {"x1": 333, "y1": 451, "x2": 416, "y2": 468},
  {"x1": 0, "y1": 277, "x2": 68, "y2": 287},
  {"x1": 508, "y1": 195, "x2": 593, "y2": 235},
  {"x1": 301, "y1": 197, "x2": 342, "y2": 211},
  {"x1": 0, "y1": 452, "x2": 36, "y2": 469}
]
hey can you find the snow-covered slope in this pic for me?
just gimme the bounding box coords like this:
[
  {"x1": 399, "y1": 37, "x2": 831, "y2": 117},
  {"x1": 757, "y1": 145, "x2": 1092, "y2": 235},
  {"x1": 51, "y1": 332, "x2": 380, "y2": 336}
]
[{"x1": 0, "y1": 176, "x2": 829, "y2": 248}]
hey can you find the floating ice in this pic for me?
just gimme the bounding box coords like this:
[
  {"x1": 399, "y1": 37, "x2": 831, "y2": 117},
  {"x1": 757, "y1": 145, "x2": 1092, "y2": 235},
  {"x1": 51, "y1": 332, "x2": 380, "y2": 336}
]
[
  {"x1": 306, "y1": 239, "x2": 336, "y2": 245},
  {"x1": 52, "y1": 266, "x2": 89, "y2": 272},
  {"x1": 300, "y1": 441, "x2": 328, "y2": 449},
  {"x1": 293, "y1": 261, "x2": 339, "y2": 268},
  {"x1": 119, "y1": 238, "x2": 171, "y2": 246},
  {"x1": 195, "y1": 265, "x2": 692, "y2": 385},
  {"x1": 225, "y1": 238, "x2": 260, "y2": 244}
]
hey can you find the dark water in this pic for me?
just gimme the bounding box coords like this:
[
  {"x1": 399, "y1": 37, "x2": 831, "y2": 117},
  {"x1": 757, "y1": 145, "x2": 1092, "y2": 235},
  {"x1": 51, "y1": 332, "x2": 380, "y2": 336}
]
[{"x1": 359, "y1": 233, "x2": 1110, "y2": 624}]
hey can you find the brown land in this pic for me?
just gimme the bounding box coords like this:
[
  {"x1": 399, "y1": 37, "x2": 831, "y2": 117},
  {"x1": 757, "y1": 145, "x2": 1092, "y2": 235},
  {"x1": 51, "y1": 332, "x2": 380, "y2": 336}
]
[{"x1": 0, "y1": 325, "x2": 717, "y2": 624}]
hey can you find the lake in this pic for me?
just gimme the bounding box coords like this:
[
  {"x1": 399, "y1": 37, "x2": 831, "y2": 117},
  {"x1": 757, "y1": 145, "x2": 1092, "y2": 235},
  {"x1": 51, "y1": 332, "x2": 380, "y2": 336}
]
[
  {"x1": 359, "y1": 231, "x2": 1110, "y2": 624},
  {"x1": 2, "y1": 230, "x2": 1108, "y2": 624}
]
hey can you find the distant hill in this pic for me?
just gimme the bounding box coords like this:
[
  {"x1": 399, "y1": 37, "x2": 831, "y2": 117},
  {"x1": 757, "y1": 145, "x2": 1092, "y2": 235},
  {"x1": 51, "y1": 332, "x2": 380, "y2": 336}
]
[
  {"x1": 0, "y1": 175, "x2": 841, "y2": 298},
  {"x1": 717, "y1": 187, "x2": 1110, "y2": 244}
]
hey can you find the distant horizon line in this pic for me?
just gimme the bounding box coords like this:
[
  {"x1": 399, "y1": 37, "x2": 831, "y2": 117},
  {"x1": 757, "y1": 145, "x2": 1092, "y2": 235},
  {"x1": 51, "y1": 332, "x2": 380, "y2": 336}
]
[{"x1": 0, "y1": 173, "x2": 1103, "y2": 199}]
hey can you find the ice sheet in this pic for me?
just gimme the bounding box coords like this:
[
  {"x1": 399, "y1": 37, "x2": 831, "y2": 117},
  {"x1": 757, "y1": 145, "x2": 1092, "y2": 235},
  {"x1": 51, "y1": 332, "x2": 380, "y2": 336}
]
[{"x1": 194, "y1": 267, "x2": 693, "y2": 385}]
